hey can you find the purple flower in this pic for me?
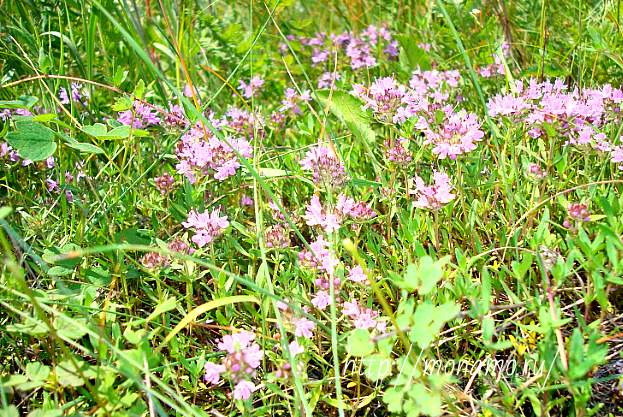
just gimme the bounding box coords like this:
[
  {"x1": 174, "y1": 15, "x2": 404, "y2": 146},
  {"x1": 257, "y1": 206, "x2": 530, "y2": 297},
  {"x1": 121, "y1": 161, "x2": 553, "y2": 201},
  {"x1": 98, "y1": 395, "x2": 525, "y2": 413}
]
[
  {"x1": 218, "y1": 330, "x2": 256, "y2": 353},
  {"x1": 342, "y1": 298, "x2": 385, "y2": 331},
  {"x1": 117, "y1": 101, "x2": 160, "y2": 128},
  {"x1": 410, "y1": 171, "x2": 455, "y2": 210},
  {"x1": 59, "y1": 87, "x2": 70, "y2": 105},
  {"x1": 141, "y1": 252, "x2": 169, "y2": 269},
  {"x1": 300, "y1": 146, "x2": 347, "y2": 187},
  {"x1": 384, "y1": 137, "x2": 412, "y2": 167},
  {"x1": 280, "y1": 88, "x2": 311, "y2": 114},
  {"x1": 298, "y1": 236, "x2": 338, "y2": 274},
  {"x1": 304, "y1": 195, "x2": 341, "y2": 233},
  {"x1": 174, "y1": 123, "x2": 253, "y2": 183},
  {"x1": 238, "y1": 76, "x2": 265, "y2": 99},
  {"x1": 204, "y1": 362, "x2": 225, "y2": 384},
  {"x1": 265, "y1": 224, "x2": 290, "y2": 249},
  {"x1": 311, "y1": 290, "x2": 330, "y2": 310},
  {"x1": 183, "y1": 208, "x2": 229, "y2": 247},
  {"x1": 46, "y1": 178, "x2": 59, "y2": 193},
  {"x1": 611, "y1": 145, "x2": 623, "y2": 169},
  {"x1": 293, "y1": 317, "x2": 316, "y2": 338},
  {"x1": 240, "y1": 194, "x2": 254, "y2": 206},
  {"x1": 420, "y1": 109, "x2": 485, "y2": 160},
  {"x1": 233, "y1": 380, "x2": 256, "y2": 400},
  {"x1": 347, "y1": 265, "x2": 367, "y2": 283},
  {"x1": 154, "y1": 173, "x2": 175, "y2": 195},
  {"x1": 289, "y1": 340, "x2": 304, "y2": 356},
  {"x1": 163, "y1": 103, "x2": 188, "y2": 128},
  {"x1": 317, "y1": 71, "x2": 341, "y2": 89},
  {"x1": 568, "y1": 203, "x2": 590, "y2": 222}
]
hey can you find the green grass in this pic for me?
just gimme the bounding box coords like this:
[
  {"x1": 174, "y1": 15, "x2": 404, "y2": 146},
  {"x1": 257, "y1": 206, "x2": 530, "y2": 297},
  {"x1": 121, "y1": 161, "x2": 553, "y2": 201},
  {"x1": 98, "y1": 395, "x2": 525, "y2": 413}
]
[{"x1": 2, "y1": 1, "x2": 623, "y2": 416}]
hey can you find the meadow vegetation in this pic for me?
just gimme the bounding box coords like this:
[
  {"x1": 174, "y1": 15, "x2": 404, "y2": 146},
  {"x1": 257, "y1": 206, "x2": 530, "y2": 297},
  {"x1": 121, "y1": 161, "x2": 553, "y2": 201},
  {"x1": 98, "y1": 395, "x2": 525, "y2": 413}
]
[{"x1": 2, "y1": 0, "x2": 623, "y2": 416}]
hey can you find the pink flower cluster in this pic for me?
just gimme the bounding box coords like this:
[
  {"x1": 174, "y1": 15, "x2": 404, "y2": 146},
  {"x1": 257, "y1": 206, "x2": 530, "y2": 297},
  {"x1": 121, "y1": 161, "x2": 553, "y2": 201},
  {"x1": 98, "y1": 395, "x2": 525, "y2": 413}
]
[
  {"x1": 225, "y1": 107, "x2": 264, "y2": 138},
  {"x1": 175, "y1": 124, "x2": 252, "y2": 183},
  {"x1": 203, "y1": 330, "x2": 264, "y2": 401},
  {"x1": 279, "y1": 88, "x2": 311, "y2": 114},
  {"x1": 264, "y1": 224, "x2": 291, "y2": 249},
  {"x1": 154, "y1": 172, "x2": 175, "y2": 195},
  {"x1": 299, "y1": 145, "x2": 347, "y2": 186},
  {"x1": 304, "y1": 194, "x2": 375, "y2": 233},
  {"x1": 410, "y1": 171, "x2": 456, "y2": 210},
  {"x1": 182, "y1": 208, "x2": 229, "y2": 247},
  {"x1": 59, "y1": 82, "x2": 89, "y2": 106},
  {"x1": 238, "y1": 76, "x2": 265, "y2": 99},
  {"x1": 342, "y1": 298, "x2": 387, "y2": 332},
  {"x1": 418, "y1": 108, "x2": 485, "y2": 160},
  {"x1": 317, "y1": 71, "x2": 341, "y2": 89},
  {"x1": 298, "y1": 236, "x2": 338, "y2": 274},
  {"x1": 276, "y1": 301, "x2": 317, "y2": 339},
  {"x1": 117, "y1": 101, "x2": 161, "y2": 128},
  {"x1": 384, "y1": 137, "x2": 413, "y2": 166},
  {"x1": 487, "y1": 79, "x2": 623, "y2": 168},
  {"x1": 352, "y1": 68, "x2": 464, "y2": 125},
  {"x1": 291, "y1": 24, "x2": 398, "y2": 71}
]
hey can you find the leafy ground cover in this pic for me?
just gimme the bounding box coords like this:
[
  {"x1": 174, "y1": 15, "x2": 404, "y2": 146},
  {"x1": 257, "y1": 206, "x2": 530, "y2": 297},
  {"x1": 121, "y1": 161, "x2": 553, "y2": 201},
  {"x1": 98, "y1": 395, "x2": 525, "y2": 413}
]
[{"x1": 2, "y1": 1, "x2": 623, "y2": 416}]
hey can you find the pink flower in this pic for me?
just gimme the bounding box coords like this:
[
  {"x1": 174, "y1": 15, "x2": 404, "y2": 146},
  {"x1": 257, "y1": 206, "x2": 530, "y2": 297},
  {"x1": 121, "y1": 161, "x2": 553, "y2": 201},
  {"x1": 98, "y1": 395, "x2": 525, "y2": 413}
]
[
  {"x1": 204, "y1": 362, "x2": 225, "y2": 384},
  {"x1": 242, "y1": 344, "x2": 264, "y2": 369},
  {"x1": 289, "y1": 340, "x2": 304, "y2": 356},
  {"x1": 311, "y1": 290, "x2": 330, "y2": 310},
  {"x1": 300, "y1": 146, "x2": 347, "y2": 186},
  {"x1": 238, "y1": 76, "x2": 265, "y2": 99},
  {"x1": 410, "y1": 171, "x2": 455, "y2": 210},
  {"x1": 293, "y1": 317, "x2": 316, "y2": 338},
  {"x1": 611, "y1": 145, "x2": 623, "y2": 169},
  {"x1": 304, "y1": 195, "x2": 341, "y2": 233},
  {"x1": 421, "y1": 109, "x2": 484, "y2": 160},
  {"x1": 240, "y1": 195, "x2": 254, "y2": 206},
  {"x1": 342, "y1": 298, "x2": 384, "y2": 331},
  {"x1": 347, "y1": 265, "x2": 367, "y2": 283},
  {"x1": 342, "y1": 299, "x2": 360, "y2": 316},
  {"x1": 217, "y1": 330, "x2": 256, "y2": 353},
  {"x1": 183, "y1": 208, "x2": 229, "y2": 247},
  {"x1": 298, "y1": 236, "x2": 338, "y2": 274},
  {"x1": 233, "y1": 380, "x2": 256, "y2": 400}
]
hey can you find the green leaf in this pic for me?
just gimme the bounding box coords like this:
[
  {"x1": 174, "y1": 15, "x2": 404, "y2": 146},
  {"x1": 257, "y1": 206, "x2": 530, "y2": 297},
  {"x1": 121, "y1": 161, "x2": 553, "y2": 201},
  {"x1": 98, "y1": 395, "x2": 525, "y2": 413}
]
[
  {"x1": 42, "y1": 244, "x2": 82, "y2": 268},
  {"x1": 316, "y1": 90, "x2": 376, "y2": 143},
  {"x1": 62, "y1": 135, "x2": 105, "y2": 154},
  {"x1": 112, "y1": 68, "x2": 129, "y2": 86},
  {"x1": 133, "y1": 79, "x2": 146, "y2": 99},
  {"x1": 81, "y1": 123, "x2": 108, "y2": 137},
  {"x1": 383, "y1": 388, "x2": 404, "y2": 413},
  {"x1": 32, "y1": 114, "x2": 57, "y2": 123},
  {"x1": 0, "y1": 207, "x2": 12, "y2": 220},
  {"x1": 396, "y1": 35, "x2": 431, "y2": 70},
  {"x1": 363, "y1": 354, "x2": 393, "y2": 381},
  {"x1": 47, "y1": 265, "x2": 74, "y2": 277},
  {"x1": 0, "y1": 96, "x2": 38, "y2": 109},
  {"x1": 54, "y1": 316, "x2": 88, "y2": 340},
  {"x1": 1, "y1": 374, "x2": 28, "y2": 388},
  {"x1": 6, "y1": 317, "x2": 48, "y2": 336},
  {"x1": 399, "y1": 256, "x2": 449, "y2": 294},
  {"x1": 112, "y1": 96, "x2": 133, "y2": 111},
  {"x1": 54, "y1": 360, "x2": 96, "y2": 387},
  {"x1": 82, "y1": 123, "x2": 147, "y2": 140},
  {"x1": 27, "y1": 410, "x2": 63, "y2": 417},
  {"x1": 146, "y1": 297, "x2": 178, "y2": 323},
  {"x1": 346, "y1": 328, "x2": 375, "y2": 357},
  {"x1": 25, "y1": 362, "x2": 50, "y2": 382},
  {"x1": 6, "y1": 121, "x2": 56, "y2": 161}
]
